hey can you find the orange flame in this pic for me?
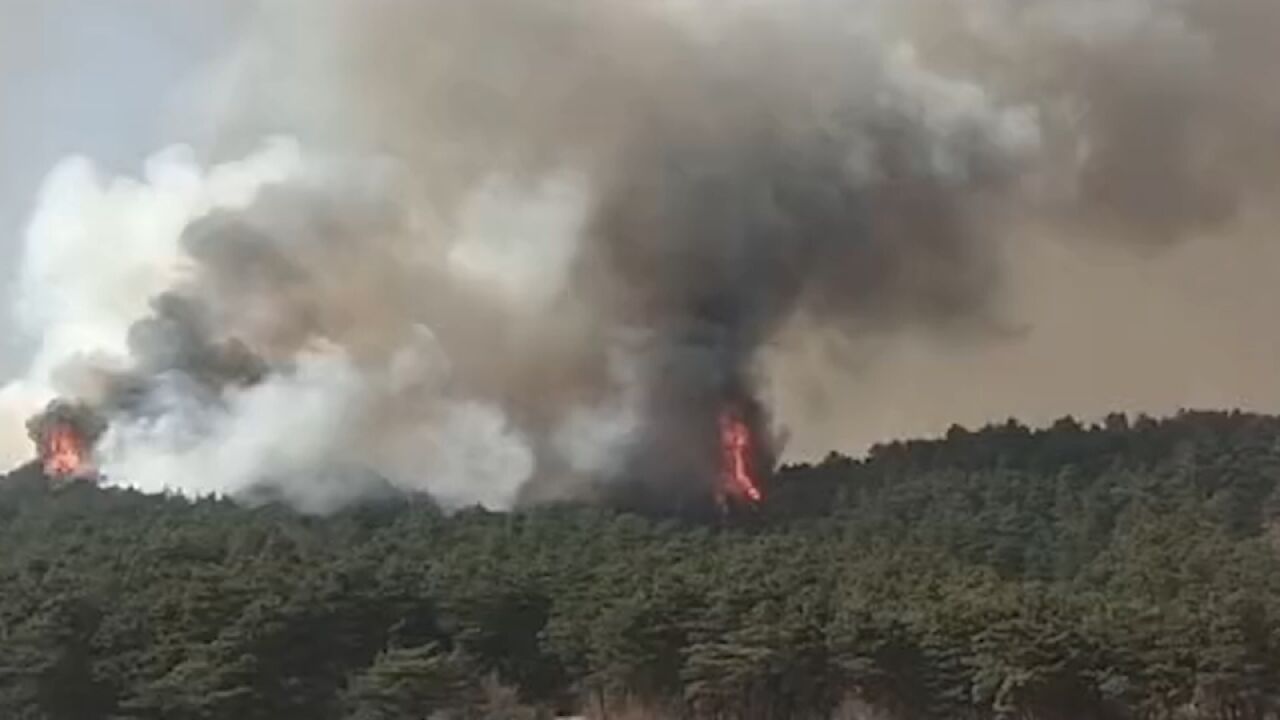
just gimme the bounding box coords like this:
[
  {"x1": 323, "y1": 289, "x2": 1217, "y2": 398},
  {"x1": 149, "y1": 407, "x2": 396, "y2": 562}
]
[
  {"x1": 718, "y1": 408, "x2": 763, "y2": 505},
  {"x1": 41, "y1": 423, "x2": 91, "y2": 478}
]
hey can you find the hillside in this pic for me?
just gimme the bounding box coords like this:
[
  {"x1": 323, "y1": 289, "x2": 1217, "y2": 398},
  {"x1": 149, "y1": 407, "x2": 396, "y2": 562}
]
[{"x1": 3, "y1": 411, "x2": 1280, "y2": 719}]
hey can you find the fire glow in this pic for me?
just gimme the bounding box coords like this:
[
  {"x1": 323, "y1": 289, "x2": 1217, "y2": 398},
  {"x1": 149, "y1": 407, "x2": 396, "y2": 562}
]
[
  {"x1": 39, "y1": 423, "x2": 93, "y2": 478},
  {"x1": 718, "y1": 407, "x2": 763, "y2": 505},
  {"x1": 26, "y1": 400, "x2": 105, "y2": 482}
]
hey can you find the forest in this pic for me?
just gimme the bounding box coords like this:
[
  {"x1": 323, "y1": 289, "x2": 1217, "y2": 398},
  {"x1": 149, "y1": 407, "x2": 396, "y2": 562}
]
[{"x1": 3, "y1": 410, "x2": 1280, "y2": 719}]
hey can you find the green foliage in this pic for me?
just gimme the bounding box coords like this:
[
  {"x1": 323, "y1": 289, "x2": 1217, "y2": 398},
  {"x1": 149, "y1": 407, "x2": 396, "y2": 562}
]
[
  {"x1": 342, "y1": 645, "x2": 478, "y2": 719},
  {"x1": 2, "y1": 411, "x2": 1280, "y2": 718}
]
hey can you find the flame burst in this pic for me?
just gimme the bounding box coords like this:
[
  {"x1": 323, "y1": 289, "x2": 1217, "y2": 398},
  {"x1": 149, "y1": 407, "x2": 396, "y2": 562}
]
[
  {"x1": 40, "y1": 423, "x2": 93, "y2": 478},
  {"x1": 718, "y1": 407, "x2": 763, "y2": 506},
  {"x1": 27, "y1": 399, "x2": 106, "y2": 481}
]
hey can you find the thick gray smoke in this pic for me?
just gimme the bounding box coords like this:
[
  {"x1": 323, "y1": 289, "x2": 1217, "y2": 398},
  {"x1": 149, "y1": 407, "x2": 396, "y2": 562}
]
[{"x1": 2, "y1": 0, "x2": 1278, "y2": 512}]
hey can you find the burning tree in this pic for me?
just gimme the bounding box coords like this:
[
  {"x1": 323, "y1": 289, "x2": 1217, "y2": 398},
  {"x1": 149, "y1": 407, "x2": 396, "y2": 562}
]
[
  {"x1": 717, "y1": 406, "x2": 764, "y2": 506},
  {"x1": 26, "y1": 399, "x2": 107, "y2": 480}
]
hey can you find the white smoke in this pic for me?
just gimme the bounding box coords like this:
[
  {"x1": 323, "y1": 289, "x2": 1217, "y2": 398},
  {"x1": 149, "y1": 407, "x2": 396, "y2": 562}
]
[
  {"x1": 0, "y1": 139, "x2": 304, "y2": 470},
  {"x1": 384, "y1": 401, "x2": 536, "y2": 510},
  {"x1": 97, "y1": 343, "x2": 365, "y2": 508},
  {"x1": 0, "y1": 140, "x2": 575, "y2": 510},
  {"x1": 447, "y1": 172, "x2": 588, "y2": 316},
  {"x1": 553, "y1": 344, "x2": 644, "y2": 479}
]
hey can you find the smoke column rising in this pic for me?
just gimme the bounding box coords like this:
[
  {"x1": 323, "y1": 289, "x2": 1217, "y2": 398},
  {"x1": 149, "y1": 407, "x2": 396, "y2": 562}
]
[{"x1": 2, "y1": 0, "x2": 1279, "y2": 511}]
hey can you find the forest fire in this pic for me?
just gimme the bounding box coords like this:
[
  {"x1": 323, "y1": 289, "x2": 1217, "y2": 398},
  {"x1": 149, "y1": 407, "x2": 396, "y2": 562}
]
[
  {"x1": 39, "y1": 423, "x2": 92, "y2": 477},
  {"x1": 717, "y1": 407, "x2": 764, "y2": 506},
  {"x1": 26, "y1": 400, "x2": 106, "y2": 481}
]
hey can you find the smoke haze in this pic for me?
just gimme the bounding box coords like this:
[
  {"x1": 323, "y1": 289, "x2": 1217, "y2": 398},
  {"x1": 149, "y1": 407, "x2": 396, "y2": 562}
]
[{"x1": 2, "y1": 0, "x2": 1278, "y2": 511}]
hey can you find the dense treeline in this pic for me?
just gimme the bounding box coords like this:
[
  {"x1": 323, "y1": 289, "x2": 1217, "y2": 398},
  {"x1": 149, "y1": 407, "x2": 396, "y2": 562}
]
[{"x1": 4, "y1": 410, "x2": 1280, "y2": 719}]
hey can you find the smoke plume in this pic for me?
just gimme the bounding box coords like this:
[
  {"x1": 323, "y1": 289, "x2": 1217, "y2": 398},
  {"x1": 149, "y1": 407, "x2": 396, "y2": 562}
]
[{"x1": 2, "y1": 0, "x2": 1278, "y2": 511}]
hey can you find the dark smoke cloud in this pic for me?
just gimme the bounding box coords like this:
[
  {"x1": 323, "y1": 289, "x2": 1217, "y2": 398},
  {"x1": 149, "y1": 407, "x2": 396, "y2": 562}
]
[
  {"x1": 308, "y1": 0, "x2": 1036, "y2": 507},
  {"x1": 122, "y1": 293, "x2": 267, "y2": 395},
  {"x1": 574, "y1": 101, "x2": 1026, "y2": 506},
  {"x1": 903, "y1": 0, "x2": 1280, "y2": 245}
]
